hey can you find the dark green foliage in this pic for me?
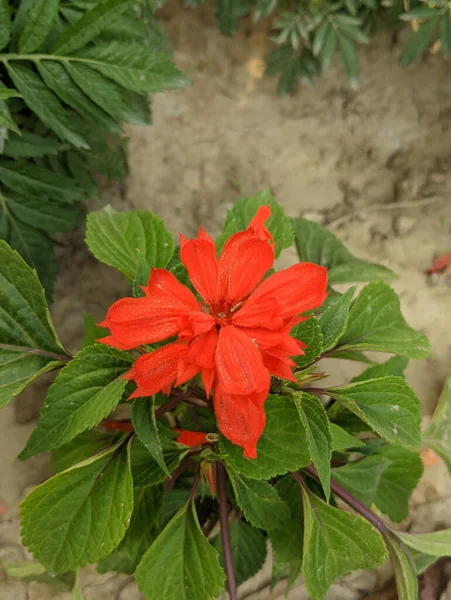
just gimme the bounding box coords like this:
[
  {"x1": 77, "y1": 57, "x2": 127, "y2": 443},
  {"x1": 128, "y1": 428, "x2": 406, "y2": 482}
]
[{"x1": 0, "y1": 0, "x2": 188, "y2": 296}]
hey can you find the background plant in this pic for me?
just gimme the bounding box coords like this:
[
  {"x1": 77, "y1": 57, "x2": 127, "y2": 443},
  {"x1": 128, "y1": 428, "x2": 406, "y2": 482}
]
[
  {"x1": 185, "y1": 0, "x2": 451, "y2": 94},
  {"x1": 0, "y1": 0, "x2": 188, "y2": 297},
  {"x1": 1, "y1": 192, "x2": 451, "y2": 600}
]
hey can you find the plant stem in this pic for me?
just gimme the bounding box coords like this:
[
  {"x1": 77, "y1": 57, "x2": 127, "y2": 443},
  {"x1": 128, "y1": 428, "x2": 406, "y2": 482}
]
[
  {"x1": 305, "y1": 465, "x2": 393, "y2": 536},
  {"x1": 154, "y1": 396, "x2": 185, "y2": 418},
  {"x1": 217, "y1": 462, "x2": 238, "y2": 600},
  {"x1": 0, "y1": 343, "x2": 70, "y2": 362}
]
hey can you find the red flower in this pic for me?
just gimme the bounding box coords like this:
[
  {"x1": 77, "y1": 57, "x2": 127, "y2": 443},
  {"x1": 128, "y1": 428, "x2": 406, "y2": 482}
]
[
  {"x1": 98, "y1": 207, "x2": 327, "y2": 458},
  {"x1": 175, "y1": 429, "x2": 209, "y2": 447}
]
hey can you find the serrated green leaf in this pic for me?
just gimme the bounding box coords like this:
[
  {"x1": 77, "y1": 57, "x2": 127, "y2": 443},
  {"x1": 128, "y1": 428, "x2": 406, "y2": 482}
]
[
  {"x1": 217, "y1": 190, "x2": 293, "y2": 257},
  {"x1": 332, "y1": 455, "x2": 391, "y2": 505},
  {"x1": 0, "y1": 200, "x2": 57, "y2": 297},
  {"x1": 5, "y1": 64, "x2": 89, "y2": 149},
  {"x1": 75, "y1": 41, "x2": 188, "y2": 93},
  {"x1": 328, "y1": 377, "x2": 421, "y2": 451},
  {"x1": 329, "y1": 423, "x2": 364, "y2": 451},
  {"x1": 385, "y1": 536, "x2": 418, "y2": 600},
  {"x1": 439, "y1": 15, "x2": 451, "y2": 54},
  {"x1": 19, "y1": 0, "x2": 60, "y2": 54},
  {"x1": 36, "y1": 61, "x2": 119, "y2": 132},
  {"x1": 373, "y1": 446, "x2": 423, "y2": 522},
  {"x1": 50, "y1": 429, "x2": 114, "y2": 473},
  {"x1": 0, "y1": 98, "x2": 20, "y2": 135},
  {"x1": 352, "y1": 356, "x2": 409, "y2": 383},
  {"x1": 291, "y1": 218, "x2": 395, "y2": 284},
  {"x1": 227, "y1": 470, "x2": 291, "y2": 530},
  {"x1": 66, "y1": 150, "x2": 96, "y2": 195},
  {"x1": 399, "y1": 18, "x2": 437, "y2": 66},
  {"x1": 319, "y1": 287, "x2": 355, "y2": 352},
  {"x1": 213, "y1": 520, "x2": 267, "y2": 587},
  {"x1": 291, "y1": 317, "x2": 323, "y2": 368},
  {"x1": 338, "y1": 282, "x2": 429, "y2": 358},
  {"x1": 135, "y1": 502, "x2": 225, "y2": 600},
  {"x1": 398, "y1": 529, "x2": 451, "y2": 561},
  {"x1": 294, "y1": 392, "x2": 332, "y2": 500},
  {"x1": 301, "y1": 487, "x2": 388, "y2": 600},
  {"x1": 21, "y1": 442, "x2": 134, "y2": 574},
  {"x1": 0, "y1": 240, "x2": 65, "y2": 408},
  {"x1": 131, "y1": 438, "x2": 188, "y2": 487},
  {"x1": 220, "y1": 395, "x2": 310, "y2": 479},
  {"x1": 98, "y1": 484, "x2": 164, "y2": 574},
  {"x1": 423, "y1": 377, "x2": 451, "y2": 475},
  {"x1": 0, "y1": 0, "x2": 11, "y2": 51},
  {"x1": 86, "y1": 207, "x2": 174, "y2": 280},
  {"x1": 3, "y1": 131, "x2": 66, "y2": 158},
  {"x1": 20, "y1": 345, "x2": 133, "y2": 459},
  {"x1": 52, "y1": 0, "x2": 136, "y2": 55},
  {"x1": 159, "y1": 489, "x2": 190, "y2": 527},
  {"x1": 132, "y1": 396, "x2": 170, "y2": 476}
]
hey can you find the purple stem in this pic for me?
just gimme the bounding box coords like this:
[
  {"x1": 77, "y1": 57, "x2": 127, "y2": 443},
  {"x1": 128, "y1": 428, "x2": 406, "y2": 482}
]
[{"x1": 217, "y1": 462, "x2": 238, "y2": 600}]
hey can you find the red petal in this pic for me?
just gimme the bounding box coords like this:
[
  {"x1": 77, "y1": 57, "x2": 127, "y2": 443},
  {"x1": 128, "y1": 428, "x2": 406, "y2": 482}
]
[
  {"x1": 176, "y1": 360, "x2": 200, "y2": 387},
  {"x1": 249, "y1": 205, "x2": 273, "y2": 241},
  {"x1": 97, "y1": 335, "x2": 134, "y2": 350},
  {"x1": 185, "y1": 328, "x2": 218, "y2": 368},
  {"x1": 144, "y1": 268, "x2": 199, "y2": 310},
  {"x1": 232, "y1": 296, "x2": 283, "y2": 330},
  {"x1": 261, "y1": 353, "x2": 298, "y2": 383},
  {"x1": 215, "y1": 326, "x2": 268, "y2": 395},
  {"x1": 217, "y1": 233, "x2": 274, "y2": 304},
  {"x1": 247, "y1": 263, "x2": 328, "y2": 319},
  {"x1": 177, "y1": 311, "x2": 215, "y2": 340},
  {"x1": 126, "y1": 343, "x2": 188, "y2": 398},
  {"x1": 180, "y1": 227, "x2": 218, "y2": 303},
  {"x1": 175, "y1": 429, "x2": 208, "y2": 447},
  {"x1": 213, "y1": 383, "x2": 269, "y2": 458},
  {"x1": 425, "y1": 252, "x2": 451, "y2": 274},
  {"x1": 202, "y1": 368, "x2": 216, "y2": 398},
  {"x1": 101, "y1": 296, "x2": 192, "y2": 349}
]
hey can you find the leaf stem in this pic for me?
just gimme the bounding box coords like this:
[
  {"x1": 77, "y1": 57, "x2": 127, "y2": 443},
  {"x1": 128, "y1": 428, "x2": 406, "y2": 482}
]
[
  {"x1": 304, "y1": 465, "x2": 393, "y2": 536},
  {"x1": 0, "y1": 342, "x2": 70, "y2": 362},
  {"x1": 217, "y1": 462, "x2": 238, "y2": 600}
]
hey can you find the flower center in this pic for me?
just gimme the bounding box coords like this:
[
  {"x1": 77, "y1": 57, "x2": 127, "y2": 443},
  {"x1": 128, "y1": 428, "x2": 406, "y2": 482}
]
[{"x1": 203, "y1": 300, "x2": 244, "y2": 327}]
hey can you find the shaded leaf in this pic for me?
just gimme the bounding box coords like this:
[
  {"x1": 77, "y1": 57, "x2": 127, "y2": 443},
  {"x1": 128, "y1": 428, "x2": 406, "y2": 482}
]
[
  {"x1": 132, "y1": 396, "x2": 169, "y2": 475},
  {"x1": 82, "y1": 312, "x2": 108, "y2": 349},
  {"x1": 291, "y1": 317, "x2": 323, "y2": 368},
  {"x1": 332, "y1": 455, "x2": 391, "y2": 505},
  {"x1": 385, "y1": 536, "x2": 418, "y2": 600},
  {"x1": 3, "y1": 131, "x2": 66, "y2": 158},
  {"x1": 329, "y1": 423, "x2": 364, "y2": 451},
  {"x1": 319, "y1": 287, "x2": 355, "y2": 352},
  {"x1": 19, "y1": 0, "x2": 60, "y2": 54},
  {"x1": 50, "y1": 429, "x2": 114, "y2": 473},
  {"x1": 399, "y1": 18, "x2": 437, "y2": 66},
  {"x1": 131, "y1": 439, "x2": 188, "y2": 488},
  {"x1": 423, "y1": 377, "x2": 451, "y2": 475},
  {"x1": 0, "y1": 0, "x2": 11, "y2": 51},
  {"x1": 351, "y1": 356, "x2": 409, "y2": 383}
]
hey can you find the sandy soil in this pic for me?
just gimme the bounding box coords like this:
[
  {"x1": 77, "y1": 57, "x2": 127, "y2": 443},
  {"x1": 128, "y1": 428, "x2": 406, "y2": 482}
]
[{"x1": 1, "y1": 5, "x2": 451, "y2": 598}]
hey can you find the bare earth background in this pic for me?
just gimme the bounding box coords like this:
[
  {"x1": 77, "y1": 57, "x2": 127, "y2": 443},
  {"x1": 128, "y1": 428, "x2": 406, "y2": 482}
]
[{"x1": 1, "y1": 5, "x2": 451, "y2": 599}]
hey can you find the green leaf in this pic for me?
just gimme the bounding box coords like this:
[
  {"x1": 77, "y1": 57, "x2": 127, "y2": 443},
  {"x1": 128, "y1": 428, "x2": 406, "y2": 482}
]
[
  {"x1": 332, "y1": 455, "x2": 391, "y2": 505},
  {"x1": 227, "y1": 470, "x2": 291, "y2": 530},
  {"x1": 319, "y1": 287, "x2": 355, "y2": 352},
  {"x1": 329, "y1": 423, "x2": 364, "y2": 451},
  {"x1": 0, "y1": 561, "x2": 76, "y2": 591},
  {"x1": 5, "y1": 64, "x2": 88, "y2": 149},
  {"x1": 0, "y1": 88, "x2": 22, "y2": 101},
  {"x1": 399, "y1": 18, "x2": 438, "y2": 67},
  {"x1": 294, "y1": 392, "x2": 332, "y2": 500},
  {"x1": 217, "y1": 190, "x2": 293, "y2": 257},
  {"x1": 0, "y1": 201, "x2": 57, "y2": 296},
  {"x1": 291, "y1": 218, "x2": 395, "y2": 284},
  {"x1": 86, "y1": 206, "x2": 174, "y2": 280},
  {"x1": 0, "y1": 97, "x2": 20, "y2": 135},
  {"x1": 3, "y1": 131, "x2": 66, "y2": 158},
  {"x1": 214, "y1": 0, "x2": 252, "y2": 35},
  {"x1": 131, "y1": 438, "x2": 188, "y2": 487},
  {"x1": 0, "y1": 162, "x2": 84, "y2": 201},
  {"x1": 36, "y1": 61, "x2": 119, "y2": 133},
  {"x1": 220, "y1": 395, "x2": 310, "y2": 479},
  {"x1": 338, "y1": 34, "x2": 358, "y2": 84},
  {"x1": 301, "y1": 487, "x2": 388, "y2": 600},
  {"x1": 0, "y1": 0, "x2": 11, "y2": 51},
  {"x1": 132, "y1": 396, "x2": 170, "y2": 476},
  {"x1": 52, "y1": 0, "x2": 136, "y2": 55},
  {"x1": 338, "y1": 282, "x2": 429, "y2": 358},
  {"x1": 213, "y1": 520, "x2": 267, "y2": 587},
  {"x1": 352, "y1": 356, "x2": 409, "y2": 383},
  {"x1": 328, "y1": 377, "x2": 421, "y2": 451},
  {"x1": 328, "y1": 349, "x2": 375, "y2": 364},
  {"x1": 20, "y1": 442, "x2": 134, "y2": 574},
  {"x1": 82, "y1": 312, "x2": 108, "y2": 348},
  {"x1": 0, "y1": 240, "x2": 65, "y2": 409},
  {"x1": 439, "y1": 15, "x2": 451, "y2": 54},
  {"x1": 291, "y1": 317, "x2": 323, "y2": 368},
  {"x1": 423, "y1": 377, "x2": 451, "y2": 475},
  {"x1": 97, "y1": 484, "x2": 163, "y2": 574},
  {"x1": 19, "y1": 345, "x2": 133, "y2": 459},
  {"x1": 50, "y1": 429, "x2": 114, "y2": 473},
  {"x1": 400, "y1": 6, "x2": 438, "y2": 19},
  {"x1": 398, "y1": 529, "x2": 451, "y2": 561},
  {"x1": 373, "y1": 446, "x2": 423, "y2": 522},
  {"x1": 159, "y1": 489, "x2": 190, "y2": 527},
  {"x1": 76, "y1": 41, "x2": 188, "y2": 93},
  {"x1": 135, "y1": 502, "x2": 225, "y2": 600},
  {"x1": 385, "y1": 536, "x2": 418, "y2": 600},
  {"x1": 19, "y1": 0, "x2": 60, "y2": 54}
]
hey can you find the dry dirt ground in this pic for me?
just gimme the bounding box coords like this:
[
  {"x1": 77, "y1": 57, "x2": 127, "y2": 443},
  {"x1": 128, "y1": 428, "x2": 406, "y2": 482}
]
[{"x1": 1, "y1": 5, "x2": 451, "y2": 599}]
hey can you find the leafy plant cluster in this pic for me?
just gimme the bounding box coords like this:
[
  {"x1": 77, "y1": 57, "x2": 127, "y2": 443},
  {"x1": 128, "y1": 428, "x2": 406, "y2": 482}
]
[
  {"x1": 190, "y1": 0, "x2": 451, "y2": 94},
  {"x1": 0, "y1": 0, "x2": 188, "y2": 296},
  {"x1": 1, "y1": 192, "x2": 451, "y2": 600}
]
